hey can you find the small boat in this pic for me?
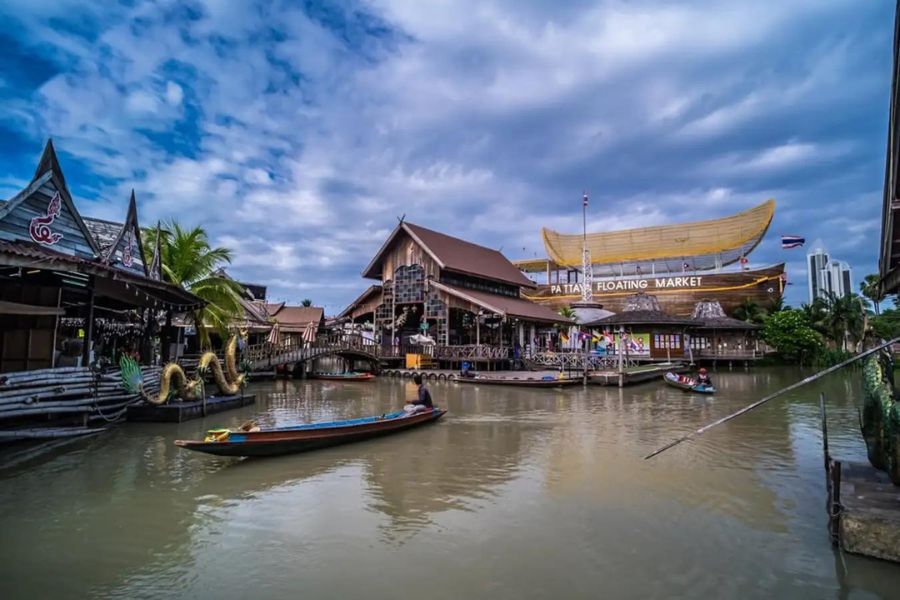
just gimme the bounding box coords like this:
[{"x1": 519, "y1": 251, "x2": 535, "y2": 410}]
[
  {"x1": 456, "y1": 375, "x2": 580, "y2": 388},
  {"x1": 174, "y1": 408, "x2": 446, "y2": 457},
  {"x1": 315, "y1": 372, "x2": 375, "y2": 382},
  {"x1": 663, "y1": 371, "x2": 716, "y2": 394}
]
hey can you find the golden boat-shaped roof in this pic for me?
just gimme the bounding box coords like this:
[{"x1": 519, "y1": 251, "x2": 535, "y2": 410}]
[{"x1": 540, "y1": 199, "x2": 775, "y2": 270}]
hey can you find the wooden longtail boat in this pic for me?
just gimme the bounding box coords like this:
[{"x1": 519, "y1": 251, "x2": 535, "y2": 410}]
[
  {"x1": 174, "y1": 408, "x2": 446, "y2": 457},
  {"x1": 456, "y1": 376, "x2": 580, "y2": 388},
  {"x1": 315, "y1": 372, "x2": 375, "y2": 382},
  {"x1": 663, "y1": 372, "x2": 716, "y2": 394}
]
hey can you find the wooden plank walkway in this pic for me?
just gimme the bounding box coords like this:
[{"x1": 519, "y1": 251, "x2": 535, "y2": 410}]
[{"x1": 833, "y1": 461, "x2": 900, "y2": 563}]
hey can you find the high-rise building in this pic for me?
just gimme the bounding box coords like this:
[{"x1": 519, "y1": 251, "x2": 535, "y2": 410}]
[
  {"x1": 807, "y1": 242, "x2": 829, "y2": 303},
  {"x1": 807, "y1": 241, "x2": 852, "y2": 302}
]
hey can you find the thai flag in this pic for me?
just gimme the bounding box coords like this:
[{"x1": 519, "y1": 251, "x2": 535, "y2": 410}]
[{"x1": 781, "y1": 235, "x2": 805, "y2": 249}]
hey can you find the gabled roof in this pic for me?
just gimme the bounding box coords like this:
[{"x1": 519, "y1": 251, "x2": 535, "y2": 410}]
[
  {"x1": 363, "y1": 221, "x2": 534, "y2": 288},
  {"x1": 213, "y1": 269, "x2": 269, "y2": 325},
  {"x1": 101, "y1": 190, "x2": 149, "y2": 277},
  {"x1": 585, "y1": 310, "x2": 695, "y2": 327},
  {"x1": 0, "y1": 140, "x2": 101, "y2": 258},
  {"x1": 430, "y1": 281, "x2": 569, "y2": 323},
  {"x1": 337, "y1": 284, "x2": 383, "y2": 319},
  {"x1": 148, "y1": 221, "x2": 163, "y2": 281},
  {"x1": 266, "y1": 303, "x2": 325, "y2": 332}
]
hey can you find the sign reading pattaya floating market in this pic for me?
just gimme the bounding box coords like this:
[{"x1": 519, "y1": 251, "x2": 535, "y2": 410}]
[{"x1": 549, "y1": 276, "x2": 703, "y2": 296}]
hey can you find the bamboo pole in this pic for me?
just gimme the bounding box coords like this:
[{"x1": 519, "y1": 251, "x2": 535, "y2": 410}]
[{"x1": 644, "y1": 337, "x2": 900, "y2": 460}]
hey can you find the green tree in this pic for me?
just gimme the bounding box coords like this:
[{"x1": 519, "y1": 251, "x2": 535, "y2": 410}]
[
  {"x1": 860, "y1": 274, "x2": 884, "y2": 315},
  {"x1": 766, "y1": 296, "x2": 787, "y2": 314},
  {"x1": 301, "y1": 298, "x2": 313, "y2": 307},
  {"x1": 556, "y1": 305, "x2": 577, "y2": 334},
  {"x1": 800, "y1": 301, "x2": 829, "y2": 336},
  {"x1": 869, "y1": 307, "x2": 900, "y2": 341},
  {"x1": 557, "y1": 306, "x2": 577, "y2": 323},
  {"x1": 816, "y1": 292, "x2": 867, "y2": 351},
  {"x1": 733, "y1": 299, "x2": 765, "y2": 324},
  {"x1": 761, "y1": 309, "x2": 824, "y2": 363},
  {"x1": 144, "y1": 222, "x2": 243, "y2": 349}
]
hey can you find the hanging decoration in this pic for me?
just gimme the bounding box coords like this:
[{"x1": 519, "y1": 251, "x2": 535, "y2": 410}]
[{"x1": 29, "y1": 191, "x2": 64, "y2": 245}]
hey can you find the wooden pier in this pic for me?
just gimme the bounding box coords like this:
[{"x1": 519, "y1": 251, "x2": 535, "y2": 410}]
[
  {"x1": 127, "y1": 394, "x2": 256, "y2": 423},
  {"x1": 822, "y1": 395, "x2": 900, "y2": 563},
  {"x1": 589, "y1": 363, "x2": 688, "y2": 387}
]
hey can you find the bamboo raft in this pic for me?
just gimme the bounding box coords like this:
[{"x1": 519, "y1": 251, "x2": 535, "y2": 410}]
[{"x1": 0, "y1": 365, "x2": 162, "y2": 441}]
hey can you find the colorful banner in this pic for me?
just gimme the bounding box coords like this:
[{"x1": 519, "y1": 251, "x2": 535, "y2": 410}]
[{"x1": 591, "y1": 332, "x2": 650, "y2": 356}]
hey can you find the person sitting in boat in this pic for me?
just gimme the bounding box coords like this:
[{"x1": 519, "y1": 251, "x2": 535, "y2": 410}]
[
  {"x1": 404, "y1": 374, "x2": 434, "y2": 414},
  {"x1": 697, "y1": 368, "x2": 712, "y2": 386}
]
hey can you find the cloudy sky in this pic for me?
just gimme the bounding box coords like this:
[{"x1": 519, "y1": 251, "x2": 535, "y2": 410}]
[{"x1": 0, "y1": 0, "x2": 894, "y2": 311}]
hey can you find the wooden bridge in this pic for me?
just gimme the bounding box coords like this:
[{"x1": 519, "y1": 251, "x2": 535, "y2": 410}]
[{"x1": 243, "y1": 336, "x2": 381, "y2": 371}]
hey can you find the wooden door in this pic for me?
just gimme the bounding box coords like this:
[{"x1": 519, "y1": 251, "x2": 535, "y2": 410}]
[{"x1": 651, "y1": 332, "x2": 683, "y2": 359}]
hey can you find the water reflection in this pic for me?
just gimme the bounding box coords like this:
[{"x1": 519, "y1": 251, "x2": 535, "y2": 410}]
[{"x1": 2, "y1": 370, "x2": 900, "y2": 599}]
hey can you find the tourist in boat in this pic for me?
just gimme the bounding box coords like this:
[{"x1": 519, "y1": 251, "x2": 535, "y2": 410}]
[
  {"x1": 404, "y1": 374, "x2": 433, "y2": 414},
  {"x1": 697, "y1": 368, "x2": 713, "y2": 387}
]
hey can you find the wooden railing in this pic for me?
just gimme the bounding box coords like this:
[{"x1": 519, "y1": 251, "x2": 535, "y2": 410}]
[
  {"x1": 524, "y1": 351, "x2": 639, "y2": 371},
  {"x1": 433, "y1": 345, "x2": 510, "y2": 360},
  {"x1": 243, "y1": 336, "x2": 381, "y2": 370},
  {"x1": 694, "y1": 349, "x2": 759, "y2": 360}
]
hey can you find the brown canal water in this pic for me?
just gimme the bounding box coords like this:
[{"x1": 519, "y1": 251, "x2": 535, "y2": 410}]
[{"x1": 1, "y1": 367, "x2": 899, "y2": 599}]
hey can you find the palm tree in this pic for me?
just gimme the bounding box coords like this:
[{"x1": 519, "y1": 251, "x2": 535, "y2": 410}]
[
  {"x1": 301, "y1": 298, "x2": 313, "y2": 307},
  {"x1": 557, "y1": 305, "x2": 577, "y2": 326},
  {"x1": 144, "y1": 221, "x2": 243, "y2": 348},
  {"x1": 800, "y1": 301, "x2": 829, "y2": 336},
  {"x1": 733, "y1": 299, "x2": 764, "y2": 324},
  {"x1": 816, "y1": 292, "x2": 867, "y2": 351},
  {"x1": 767, "y1": 296, "x2": 787, "y2": 314},
  {"x1": 860, "y1": 274, "x2": 884, "y2": 315}
]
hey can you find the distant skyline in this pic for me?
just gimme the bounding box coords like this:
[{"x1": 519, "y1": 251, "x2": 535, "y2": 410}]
[{"x1": 0, "y1": 0, "x2": 894, "y2": 312}]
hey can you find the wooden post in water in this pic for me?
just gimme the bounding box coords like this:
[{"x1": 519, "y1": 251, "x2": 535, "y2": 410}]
[
  {"x1": 617, "y1": 326, "x2": 625, "y2": 388},
  {"x1": 81, "y1": 279, "x2": 95, "y2": 367}
]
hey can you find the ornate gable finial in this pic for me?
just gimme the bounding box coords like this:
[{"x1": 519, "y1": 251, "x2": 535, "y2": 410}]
[
  {"x1": 103, "y1": 189, "x2": 148, "y2": 275},
  {"x1": 149, "y1": 220, "x2": 163, "y2": 280},
  {"x1": 34, "y1": 139, "x2": 69, "y2": 194}
]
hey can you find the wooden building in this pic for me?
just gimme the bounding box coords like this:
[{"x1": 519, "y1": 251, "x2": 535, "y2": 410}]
[
  {"x1": 689, "y1": 300, "x2": 761, "y2": 361},
  {"x1": 265, "y1": 303, "x2": 325, "y2": 345},
  {"x1": 585, "y1": 293, "x2": 695, "y2": 361},
  {"x1": 515, "y1": 200, "x2": 786, "y2": 316},
  {"x1": 342, "y1": 221, "x2": 568, "y2": 360},
  {"x1": 0, "y1": 140, "x2": 202, "y2": 372}
]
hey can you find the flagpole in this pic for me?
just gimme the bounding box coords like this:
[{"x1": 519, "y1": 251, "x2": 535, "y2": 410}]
[{"x1": 581, "y1": 191, "x2": 593, "y2": 303}]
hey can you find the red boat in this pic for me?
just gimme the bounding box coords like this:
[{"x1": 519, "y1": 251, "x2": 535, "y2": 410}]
[
  {"x1": 315, "y1": 372, "x2": 375, "y2": 382},
  {"x1": 174, "y1": 408, "x2": 446, "y2": 457}
]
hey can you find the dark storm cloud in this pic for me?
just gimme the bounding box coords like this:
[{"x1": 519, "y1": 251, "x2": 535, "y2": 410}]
[{"x1": 0, "y1": 0, "x2": 893, "y2": 310}]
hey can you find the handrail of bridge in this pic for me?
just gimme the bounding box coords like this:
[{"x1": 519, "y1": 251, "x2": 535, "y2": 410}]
[
  {"x1": 433, "y1": 345, "x2": 510, "y2": 360},
  {"x1": 244, "y1": 334, "x2": 382, "y2": 368},
  {"x1": 524, "y1": 351, "x2": 639, "y2": 371}
]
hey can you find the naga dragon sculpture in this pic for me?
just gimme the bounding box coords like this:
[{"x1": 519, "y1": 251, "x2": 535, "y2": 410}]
[{"x1": 120, "y1": 335, "x2": 246, "y2": 405}]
